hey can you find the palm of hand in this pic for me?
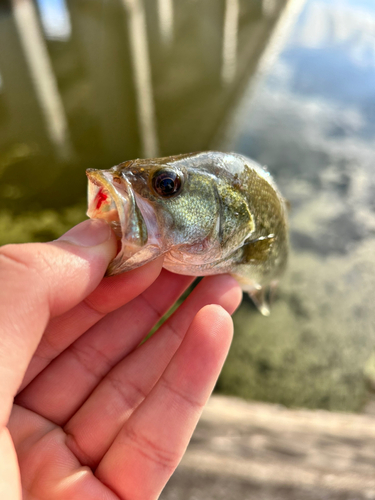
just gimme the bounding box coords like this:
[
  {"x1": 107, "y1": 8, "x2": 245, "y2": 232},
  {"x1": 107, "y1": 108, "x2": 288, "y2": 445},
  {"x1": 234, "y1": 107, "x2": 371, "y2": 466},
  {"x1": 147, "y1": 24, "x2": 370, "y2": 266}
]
[{"x1": 5, "y1": 249, "x2": 239, "y2": 500}]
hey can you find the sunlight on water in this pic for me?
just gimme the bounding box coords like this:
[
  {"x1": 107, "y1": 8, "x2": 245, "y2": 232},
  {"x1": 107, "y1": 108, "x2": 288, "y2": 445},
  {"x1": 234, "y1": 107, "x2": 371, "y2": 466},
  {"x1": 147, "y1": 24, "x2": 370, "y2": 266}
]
[{"x1": 36, "y1": 0, "x2": 72, "y2": 41}]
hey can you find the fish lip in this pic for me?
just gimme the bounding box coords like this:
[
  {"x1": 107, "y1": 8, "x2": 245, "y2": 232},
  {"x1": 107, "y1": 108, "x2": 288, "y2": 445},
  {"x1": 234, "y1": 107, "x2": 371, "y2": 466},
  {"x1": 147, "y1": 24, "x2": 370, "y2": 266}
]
[{"x1": 86, "y1": 168, "x2": 146, "y2": 274}]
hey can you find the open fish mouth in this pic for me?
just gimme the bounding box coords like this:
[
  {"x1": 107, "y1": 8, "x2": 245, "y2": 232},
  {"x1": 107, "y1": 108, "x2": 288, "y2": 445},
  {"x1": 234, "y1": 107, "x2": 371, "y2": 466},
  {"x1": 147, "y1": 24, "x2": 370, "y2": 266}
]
[
  {"x1": 86, "y1": 168, "x2": 148, "y2": 275},
  {"x1": 86, "y1": 169, "x2": 124, "y2": 240}
]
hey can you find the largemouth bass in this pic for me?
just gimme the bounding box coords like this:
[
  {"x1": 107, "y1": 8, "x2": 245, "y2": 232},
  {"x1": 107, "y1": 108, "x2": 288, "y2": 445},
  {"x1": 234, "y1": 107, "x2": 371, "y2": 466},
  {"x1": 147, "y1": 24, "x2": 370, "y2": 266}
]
[{"x1": 86, "y1": 151, "x2": 288, "y2": 315}]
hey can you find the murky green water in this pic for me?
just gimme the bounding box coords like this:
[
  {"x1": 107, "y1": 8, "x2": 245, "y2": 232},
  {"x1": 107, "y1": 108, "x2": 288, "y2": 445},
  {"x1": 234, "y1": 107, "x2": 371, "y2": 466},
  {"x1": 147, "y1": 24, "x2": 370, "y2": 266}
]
[
  {"x1": 1, "y1": 0, "x2": 375, "y2": 412},
  {"x1": 219, "y1": 0, "x2": 375, "y2": 412},
  {"x1": 0, "y1": 0, "x2": 282, "y2": 242}
]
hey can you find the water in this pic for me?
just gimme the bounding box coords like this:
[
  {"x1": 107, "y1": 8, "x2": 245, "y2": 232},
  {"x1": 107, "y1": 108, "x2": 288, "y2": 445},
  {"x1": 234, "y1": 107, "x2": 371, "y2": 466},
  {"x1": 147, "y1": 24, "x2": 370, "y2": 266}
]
[
  {"x1": 219, "y1": 0, "x2": 375, "y2": 412},
  {"x1": 0, "y1": 0, "x2": 282, "y2": 242},
  {"x1": 1, "y1": 0, "x2": 375, "y2": 412}
]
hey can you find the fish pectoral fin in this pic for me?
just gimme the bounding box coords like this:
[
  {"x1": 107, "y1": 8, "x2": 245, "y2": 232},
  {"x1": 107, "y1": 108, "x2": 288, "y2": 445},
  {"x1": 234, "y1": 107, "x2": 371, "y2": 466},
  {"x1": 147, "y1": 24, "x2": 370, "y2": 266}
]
[
  {"x1": 247, "y1": 287, "x2": 270, "y2": 316},
  {"x1": 242, "y1": 234, "x2": 275, "y2": 263}
]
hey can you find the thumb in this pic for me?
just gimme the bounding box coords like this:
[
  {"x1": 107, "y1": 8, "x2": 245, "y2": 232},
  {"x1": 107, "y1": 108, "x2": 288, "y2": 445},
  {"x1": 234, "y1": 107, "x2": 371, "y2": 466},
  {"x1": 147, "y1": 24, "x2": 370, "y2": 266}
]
[{"x1": 0, "y1": 219, "x2": 117, "y2": 426}]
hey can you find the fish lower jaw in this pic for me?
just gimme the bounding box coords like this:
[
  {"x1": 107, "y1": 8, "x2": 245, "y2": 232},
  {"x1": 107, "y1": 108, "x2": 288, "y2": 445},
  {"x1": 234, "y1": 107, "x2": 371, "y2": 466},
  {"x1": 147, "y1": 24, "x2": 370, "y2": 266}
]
[{"x1": 107, "y1": 244, "x2": 162, "y2": 276}]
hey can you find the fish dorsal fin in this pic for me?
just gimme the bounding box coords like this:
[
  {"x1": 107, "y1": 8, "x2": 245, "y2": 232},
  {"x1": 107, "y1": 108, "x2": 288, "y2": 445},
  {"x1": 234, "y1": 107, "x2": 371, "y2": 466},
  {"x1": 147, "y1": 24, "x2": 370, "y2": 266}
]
[{"x1": 242, "y1": 234, "x2": 275, "y2": 263}]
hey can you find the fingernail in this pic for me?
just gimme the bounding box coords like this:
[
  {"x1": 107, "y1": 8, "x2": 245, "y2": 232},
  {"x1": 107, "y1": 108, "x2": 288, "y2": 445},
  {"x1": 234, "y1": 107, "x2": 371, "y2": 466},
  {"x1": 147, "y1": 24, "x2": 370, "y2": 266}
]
[{"x1": 59, "y1": 219, "x2": 112, "y2": 247}]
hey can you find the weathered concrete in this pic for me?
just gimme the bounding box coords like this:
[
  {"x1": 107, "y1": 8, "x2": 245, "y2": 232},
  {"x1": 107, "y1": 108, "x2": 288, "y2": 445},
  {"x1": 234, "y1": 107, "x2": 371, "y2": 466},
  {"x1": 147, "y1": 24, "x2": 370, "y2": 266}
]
[{"x1": 161, "y1": 395, "x2": 375, "y2": 499}]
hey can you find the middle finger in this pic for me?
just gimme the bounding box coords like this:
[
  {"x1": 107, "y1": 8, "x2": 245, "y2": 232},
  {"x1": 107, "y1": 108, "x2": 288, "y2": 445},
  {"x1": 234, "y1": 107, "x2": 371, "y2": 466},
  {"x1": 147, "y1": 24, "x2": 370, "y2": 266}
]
[{"x1": 16, "y1": 270, "x2": 194, "y2": 425}]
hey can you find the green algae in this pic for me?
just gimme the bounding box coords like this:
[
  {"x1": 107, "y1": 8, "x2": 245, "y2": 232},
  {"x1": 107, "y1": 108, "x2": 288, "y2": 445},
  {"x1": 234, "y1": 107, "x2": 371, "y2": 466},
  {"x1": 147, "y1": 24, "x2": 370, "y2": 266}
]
[
  {"x1": 217, "y1": 244, "x2": 375, "y2": 412},
  {"x1": 0, "y1": 205, "x2": 86, "y2": 246}
]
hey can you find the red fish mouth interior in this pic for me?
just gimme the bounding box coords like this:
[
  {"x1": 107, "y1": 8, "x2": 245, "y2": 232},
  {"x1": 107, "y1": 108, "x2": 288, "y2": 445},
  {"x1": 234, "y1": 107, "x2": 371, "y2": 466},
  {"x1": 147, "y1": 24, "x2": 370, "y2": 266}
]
[{"x1": 87, "y1": 176, "x2": 123, "y2": 240}]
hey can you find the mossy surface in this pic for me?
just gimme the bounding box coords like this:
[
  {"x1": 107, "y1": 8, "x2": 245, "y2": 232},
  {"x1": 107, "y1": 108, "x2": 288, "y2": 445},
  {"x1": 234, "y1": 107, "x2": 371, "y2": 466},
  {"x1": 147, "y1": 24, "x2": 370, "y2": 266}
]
[
  {"x1": 218, "y1": 243, "x2": 375, "y2": 412},
  {"x1": 0, "y1": 205, "x2": 86, "y2": 246}
]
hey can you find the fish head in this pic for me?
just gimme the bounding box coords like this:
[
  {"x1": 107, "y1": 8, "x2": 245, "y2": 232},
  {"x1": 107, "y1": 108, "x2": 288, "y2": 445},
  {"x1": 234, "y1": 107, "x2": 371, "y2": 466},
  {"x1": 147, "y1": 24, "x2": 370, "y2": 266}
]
[
  {"x1": 86, "y1": 153, "x2": 224, "y2": 275},
  {"x1": 86, "y1": 166, "x2": 151, "y2": 275}
]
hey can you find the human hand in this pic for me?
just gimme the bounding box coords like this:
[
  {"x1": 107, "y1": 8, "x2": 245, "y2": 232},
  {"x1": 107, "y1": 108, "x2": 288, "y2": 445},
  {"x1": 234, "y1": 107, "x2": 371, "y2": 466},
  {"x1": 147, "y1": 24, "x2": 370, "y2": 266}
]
[{"x1": 0, "y1": 219, "x2": 242, "y2": 499}]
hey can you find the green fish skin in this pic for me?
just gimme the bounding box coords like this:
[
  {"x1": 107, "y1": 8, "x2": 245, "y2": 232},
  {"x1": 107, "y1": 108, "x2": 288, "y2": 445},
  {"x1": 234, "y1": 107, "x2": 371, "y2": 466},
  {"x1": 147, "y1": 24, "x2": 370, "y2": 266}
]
[{"x1": 86, "y1": 151, "x2": 289, "y2": 315}]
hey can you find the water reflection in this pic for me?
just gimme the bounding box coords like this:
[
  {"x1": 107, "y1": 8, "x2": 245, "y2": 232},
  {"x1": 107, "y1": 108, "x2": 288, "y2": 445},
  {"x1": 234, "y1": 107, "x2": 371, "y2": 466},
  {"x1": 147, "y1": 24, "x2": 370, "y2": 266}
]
[
  {"x1": 0, "y1": 0, "x2": 284, "y2": 231},
  {"x1": 122, "y1": 0, "x2": 159, "y2": 158},
  {"x1": 11, "y1": 0, "x2": 73, "y2": 160},
  {"x1": 36, "y1": 0, "x2": 72, "y2": 41},
  {"x1": 157, "y1": 0, "x2": 174, "y2": 46},
  {"x1": 219, "y1": 0, "x2": 375, "y2": 412},
  {"x1": 221, "y1": 0, "x2": 239, "y2": 85}
]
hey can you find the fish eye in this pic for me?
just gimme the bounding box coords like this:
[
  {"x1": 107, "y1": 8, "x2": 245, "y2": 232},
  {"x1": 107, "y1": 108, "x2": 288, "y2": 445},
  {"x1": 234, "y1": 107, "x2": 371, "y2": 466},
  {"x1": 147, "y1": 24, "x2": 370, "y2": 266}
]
[{"x1": 152, "y1": 169, "x2": 183, "y2": 198}]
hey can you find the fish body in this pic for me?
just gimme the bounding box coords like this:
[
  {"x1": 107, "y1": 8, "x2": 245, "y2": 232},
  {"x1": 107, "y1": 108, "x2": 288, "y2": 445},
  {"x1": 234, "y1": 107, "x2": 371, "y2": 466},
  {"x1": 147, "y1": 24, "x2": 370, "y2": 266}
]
[{"x1": 86, "y1": 151, "x2": 288, "y2": 315}]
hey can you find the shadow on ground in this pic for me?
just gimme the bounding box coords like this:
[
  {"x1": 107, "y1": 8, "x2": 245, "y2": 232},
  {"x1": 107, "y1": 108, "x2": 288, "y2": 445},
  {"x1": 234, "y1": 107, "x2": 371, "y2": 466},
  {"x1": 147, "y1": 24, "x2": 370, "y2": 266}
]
[{"x1": 161, "y1": 395, "x2": 375, "y2": 500}]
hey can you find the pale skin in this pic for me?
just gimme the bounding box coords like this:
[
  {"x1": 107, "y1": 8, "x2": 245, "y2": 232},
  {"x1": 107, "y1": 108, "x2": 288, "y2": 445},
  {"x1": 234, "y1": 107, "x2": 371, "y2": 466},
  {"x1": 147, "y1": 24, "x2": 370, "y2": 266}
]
[{"x1": 0, "y1": 219, "x2": 242, "y2": 499}]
